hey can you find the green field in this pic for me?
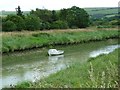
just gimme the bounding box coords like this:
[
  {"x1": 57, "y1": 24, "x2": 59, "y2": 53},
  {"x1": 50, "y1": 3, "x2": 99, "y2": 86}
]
[
  {"x1": 15, "y1": 48, "x2": 119, "y2": 88},
  {"x1": 2, "y1": 28, "x2": 119, "y2": 53},
  {"x1": 85, "y1": 7, "x2": 117, "y2": 15},
  {"x1": 85, "y1": 7, "x2": 118, "y2": 19}
]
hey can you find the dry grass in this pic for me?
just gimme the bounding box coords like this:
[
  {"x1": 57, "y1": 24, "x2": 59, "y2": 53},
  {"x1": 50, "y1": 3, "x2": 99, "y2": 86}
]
[
  {"x1": 1, "y1": 27, "x2": 118, "y2": 37},
  {"x1": 1, "y1": 28, "x2": 94, "y2": 36}
]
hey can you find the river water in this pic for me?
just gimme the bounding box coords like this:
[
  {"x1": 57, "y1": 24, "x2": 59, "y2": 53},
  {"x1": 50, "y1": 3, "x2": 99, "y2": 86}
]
[{"x1": 1, "y1": 39, "x2": 119, "y2": 88}]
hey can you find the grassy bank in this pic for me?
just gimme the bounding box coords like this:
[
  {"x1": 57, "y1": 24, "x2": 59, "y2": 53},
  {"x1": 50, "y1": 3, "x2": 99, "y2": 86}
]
[
  {"x1": 2, "y1": 29, "x2": 119, "y2": 53},
  {"x1": 15, "y1": 48, "x2": 119, "y2": 88}
]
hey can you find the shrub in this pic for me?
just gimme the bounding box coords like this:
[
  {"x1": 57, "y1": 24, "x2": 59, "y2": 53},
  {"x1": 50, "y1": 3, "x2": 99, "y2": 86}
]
[
  {"x1": 97, "y1": 25, "x2": 114, "y2": 28},
  {"x1": 39, "y1": 22, "x2": 51, "y2": 30},
  {"x1": 25, "y1": 15, "x2": 40, "y2": 30},
  {"x1": 51, "y1": 20, "x2": 68, "y2": 29},
  {"x1": 15, "y1": 82, "x2": 31, "y2": 88},
  {"x1": 6, "y1": 15, "x2": 25, "y2": 31},
  {"x1": 2, "y1": 20, "x2": 16, "y2": 31}
]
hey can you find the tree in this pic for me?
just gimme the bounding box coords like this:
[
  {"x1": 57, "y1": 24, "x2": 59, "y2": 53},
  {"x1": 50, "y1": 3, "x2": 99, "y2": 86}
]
[
  {"x1": 59, "y1": 8, "x2": 68, "y2": 21},
  {"x1": 27, "y1": 6, "x2": 90, "y2": 30},
  {"x1": 15, "y1": 6, "x2": 23, "y2": 17},
  {"x1": 51, "y1": 10, "x2": 58, "y2": 22},
  {"x1": 24, "y1": 15, "x2": 40, "y2": 30},
  {"x1": 66, "y1": 6, "x2": 89, "y2": 28},
  {"x1": 30, "y1": 9, "x2": 52, "y2": 22}
]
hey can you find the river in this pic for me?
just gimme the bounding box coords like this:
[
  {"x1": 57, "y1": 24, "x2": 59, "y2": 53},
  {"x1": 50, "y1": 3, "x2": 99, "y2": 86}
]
[{"x1": 1, "y1": 39, "x2": 119, "y2": 88}]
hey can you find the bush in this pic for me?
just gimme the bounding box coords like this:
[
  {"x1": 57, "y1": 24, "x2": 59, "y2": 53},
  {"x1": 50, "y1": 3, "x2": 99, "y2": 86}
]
[
  {"x1": 6, "y1": 15, "x2": 25, "y2": 31},
  {"x1": 15, "y1": 82, "x2": 31, "y2": 88},
  {"x1": 2, "y1": 20, "x2": 16, "y2": 31},
  {"x1": 39, "y1": 22, "x2": 51, "y2": 30},
  {"x1": 97, "y1": 25, "x2": 114, "y2": 28},
  {"x1": 25, "y1": 15, "x2": 40, "y2": 30},
  {"x1": 51, "y1": 20, "x2": 68, "y2": 29},
  {"x1": 109, "y1": 20, "x2": 118, "y2": 26}
]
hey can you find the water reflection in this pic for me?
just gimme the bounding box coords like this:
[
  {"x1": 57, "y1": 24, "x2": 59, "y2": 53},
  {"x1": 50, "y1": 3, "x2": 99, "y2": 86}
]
[
  {"x1": 89, "y1": 45, "x2": 120, "y2": 58},
  {"x1": 48, "y1": 55, "x2": 64, "y2": 63},
  {"x1": 2, "y1": 54, "x2": 67, "y2": 88}
]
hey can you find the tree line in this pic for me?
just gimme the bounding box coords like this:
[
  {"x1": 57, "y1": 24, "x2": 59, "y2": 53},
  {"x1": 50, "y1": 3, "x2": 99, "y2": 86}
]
[{"x1": 2, "y1": 6, "x2": 90, "y2": 31}]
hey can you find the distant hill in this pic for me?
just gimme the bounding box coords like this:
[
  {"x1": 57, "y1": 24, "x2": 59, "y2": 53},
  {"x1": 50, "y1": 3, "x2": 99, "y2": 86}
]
[
  {"x1": 0, "y1": 7, "x2": 118, "y2": 19},
  {"x1": 0, "y1": 11, "x2": 30, "y2": 17},
  {"x1": 84, "y1": 7, "x2": 118, "y2": 19}
]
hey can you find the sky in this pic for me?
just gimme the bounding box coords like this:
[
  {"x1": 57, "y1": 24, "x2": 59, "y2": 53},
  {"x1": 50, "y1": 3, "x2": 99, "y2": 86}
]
[{"x1": 0, "y1": 0, "x2": 120, "y2": 11}]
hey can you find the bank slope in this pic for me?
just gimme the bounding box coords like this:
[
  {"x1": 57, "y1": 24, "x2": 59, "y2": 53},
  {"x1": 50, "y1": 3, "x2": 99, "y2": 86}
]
[{"x1": 2, "y1": 29, "x2": 119, "y2": 53}]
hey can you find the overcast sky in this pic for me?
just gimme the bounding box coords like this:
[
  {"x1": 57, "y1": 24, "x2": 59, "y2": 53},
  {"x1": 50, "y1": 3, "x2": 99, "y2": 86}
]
[{"x1": 0, "y1": 0, "x2": 119, "y2": 11}]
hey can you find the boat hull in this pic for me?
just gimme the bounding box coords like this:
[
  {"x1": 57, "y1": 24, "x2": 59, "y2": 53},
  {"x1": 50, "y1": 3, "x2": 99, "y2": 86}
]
[{"x1": 48, "y1": 49, "x2": 64, "y2": 56}]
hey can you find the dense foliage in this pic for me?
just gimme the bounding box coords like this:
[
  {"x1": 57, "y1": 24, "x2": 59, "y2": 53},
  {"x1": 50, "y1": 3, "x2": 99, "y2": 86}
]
[
  {"x1": 3, "y1": 15, "x2": 25, "y2": 31},
  {"x1": 24, "y1": 15, "x2": 40, "y2": 30},
  {"x1": 2, "y1": 20, "x2": 16, "y2": 31},
  {"x1": 2, "y1": 6, "x2": 90, "y2": 31}
]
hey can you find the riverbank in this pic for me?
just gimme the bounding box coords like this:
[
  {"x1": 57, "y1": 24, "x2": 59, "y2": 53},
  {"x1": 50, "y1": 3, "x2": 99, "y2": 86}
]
[
  {"x1": 15, "y1": 48, "x2": 119, "y2": 88},
  {"x1": 2, "y1": 28, "x2": 119, "y2": 53}
]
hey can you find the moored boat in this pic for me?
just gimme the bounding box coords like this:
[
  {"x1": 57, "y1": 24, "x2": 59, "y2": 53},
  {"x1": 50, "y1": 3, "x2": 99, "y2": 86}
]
[{"x1": 48, "y1": 49, "x2": 64, "y2": 56}]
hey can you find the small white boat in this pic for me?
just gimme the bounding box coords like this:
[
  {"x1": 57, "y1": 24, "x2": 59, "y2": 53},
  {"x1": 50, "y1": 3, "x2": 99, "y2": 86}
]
[{"x1": 48, "y1": 49, "x2": 64, "y2": 56}]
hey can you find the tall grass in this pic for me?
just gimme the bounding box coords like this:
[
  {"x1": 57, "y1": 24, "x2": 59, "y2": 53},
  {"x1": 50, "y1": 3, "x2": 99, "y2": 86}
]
[
  {"x1": 15, "y1": 48, "x2": 119, "y2": 88},
  {"x1": 2, "y1": 29, "x2": 119, "y2": 53}
]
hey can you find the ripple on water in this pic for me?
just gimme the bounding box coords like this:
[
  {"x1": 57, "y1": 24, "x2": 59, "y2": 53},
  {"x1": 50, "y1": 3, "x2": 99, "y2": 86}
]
[{"x1": 89, "y1": 44, "x2": 120, "y2": 58}]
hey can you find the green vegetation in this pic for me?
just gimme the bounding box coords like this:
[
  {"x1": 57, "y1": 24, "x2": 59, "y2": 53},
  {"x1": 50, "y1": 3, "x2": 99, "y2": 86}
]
[
  {"x1": 51, "y1": 20, "x2": 68, "y2": 29},
  {"x1": 16, "y1": 6, "x2": 24, "y2": 17},
  {"x1": 1, "y1": 6, "x2": 119, "y2": 89},
  {"x1": 1, "y1": 7, "x2": 117, "y2": 18},
  {"x1": 3, "y1": 15, "x2": 25, "y2": 31},
  {"x1": 24, "y1": 15, "x2": 40, "y2": 30},
  {"x1": 84, "y1": 7, "x2": 119, "y2": 27},
  {"x1": 2, "y1": 29, "x2": 119, "y2": 53},
  {"x1": 85, "y1": 7, "x2": 117, "y2": 16},
  {"x1": 2, "y1": 6, "x2": 89, "y2": 31},
  {"x1": 1, "y1": 7, "x2": 118, "y2": 31},
  {"x1": 15, "y1": 48, "x2": 119, "y2": 88},
  {"x1": 2, "y1": 20, "x2": 17, "y2": 31}
]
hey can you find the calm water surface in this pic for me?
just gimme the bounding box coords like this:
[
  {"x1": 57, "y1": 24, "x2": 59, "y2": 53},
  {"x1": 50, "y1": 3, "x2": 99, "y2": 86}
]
[{"x1": 1, "y1": 39, "x2": 119, "y2": 88}]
